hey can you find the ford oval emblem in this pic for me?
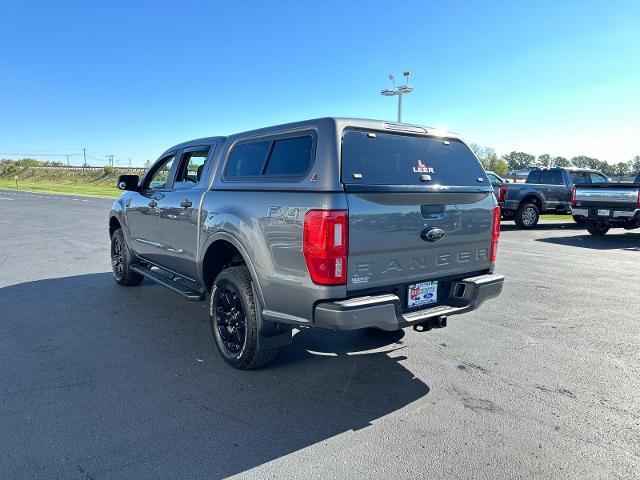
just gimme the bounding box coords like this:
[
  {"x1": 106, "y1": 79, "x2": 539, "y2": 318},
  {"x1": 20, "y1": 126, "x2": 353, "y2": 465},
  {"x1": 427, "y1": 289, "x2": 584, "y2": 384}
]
[{"x1": 421, "y1": 227, "x2": 446, "y2": 242}]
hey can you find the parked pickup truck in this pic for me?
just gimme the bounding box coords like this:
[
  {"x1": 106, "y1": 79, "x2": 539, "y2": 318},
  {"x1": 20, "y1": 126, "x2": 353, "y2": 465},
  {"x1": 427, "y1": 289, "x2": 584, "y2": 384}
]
[
  {"x1": 503, "y1": 167, "x2": 609, "y2": 228},
  {"x1": 486, "y1": 171, "x2": 507, "y2": 210},
  {"x1": 108, "y1": 118, "x2": 504, "y2": 369},
  {"x1": 570, "y1": 173, "x2": 640, "y2": 235}
]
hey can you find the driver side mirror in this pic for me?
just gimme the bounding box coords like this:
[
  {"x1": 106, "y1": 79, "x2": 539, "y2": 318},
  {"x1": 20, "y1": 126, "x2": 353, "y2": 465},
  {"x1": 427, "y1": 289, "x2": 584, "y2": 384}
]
[{"x1": 117, "y1": 174, "x2": 140, "y2": 191}]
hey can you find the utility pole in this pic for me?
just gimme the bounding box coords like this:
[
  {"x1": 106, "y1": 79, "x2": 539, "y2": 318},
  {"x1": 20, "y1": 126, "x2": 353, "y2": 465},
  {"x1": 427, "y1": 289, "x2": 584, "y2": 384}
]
[
  {"x1": 82, "y1": 148, "x2": 87, "y2": 168},
  {"x1": 107, "y1": 155, "x2": 114, "y2": 167},
  {"x1": 128, "y1": 158, "x2": 132, "y2": 168},
  {"x1": 65, "y1": 154, "x2": 70, "y2": 167},
  {"x1": 381, "y1": 71, "x2": 414, "y2": 123}
]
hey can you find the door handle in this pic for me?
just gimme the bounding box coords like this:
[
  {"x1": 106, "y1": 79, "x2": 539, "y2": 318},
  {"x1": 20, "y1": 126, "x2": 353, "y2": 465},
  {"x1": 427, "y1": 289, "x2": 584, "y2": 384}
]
[
  {"x1": 180, "y1": 199, "x2": 193, "y2": 208},
  {"x1": 148, "y1": 200, "x2": 158, "y2": 208}
]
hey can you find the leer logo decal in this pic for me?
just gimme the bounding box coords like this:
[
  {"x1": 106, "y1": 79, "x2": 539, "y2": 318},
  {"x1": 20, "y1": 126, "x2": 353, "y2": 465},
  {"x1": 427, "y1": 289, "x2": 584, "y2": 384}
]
[{"x1": 413, "y1": 160, "x2": 434, "y2": 174}]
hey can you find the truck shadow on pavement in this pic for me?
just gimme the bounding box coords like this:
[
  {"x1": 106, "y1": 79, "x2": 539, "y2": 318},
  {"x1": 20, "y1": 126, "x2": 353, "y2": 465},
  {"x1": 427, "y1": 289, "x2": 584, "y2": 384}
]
[
  {"x1": 536, "y1": 232, "x2": 640, "y2": 251},
  {"x1": 0, "y1": 273, "x2": 429, "y2": 479}
]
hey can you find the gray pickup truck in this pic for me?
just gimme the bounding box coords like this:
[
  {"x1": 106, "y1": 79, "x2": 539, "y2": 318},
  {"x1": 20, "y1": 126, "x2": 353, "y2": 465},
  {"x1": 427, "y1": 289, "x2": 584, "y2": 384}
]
[
  {"x1": 571, "y1": 173, "x2": 640, "y2": 235},
  {"x1": 486, "y1": 171, "x2": 507, "y2": 210},
  {"x1": 108, "y1": 118, "x2": 504, "y2": 369},
  {"x1": 503, "y1": 167, "x2": 609, "y2": 228}
]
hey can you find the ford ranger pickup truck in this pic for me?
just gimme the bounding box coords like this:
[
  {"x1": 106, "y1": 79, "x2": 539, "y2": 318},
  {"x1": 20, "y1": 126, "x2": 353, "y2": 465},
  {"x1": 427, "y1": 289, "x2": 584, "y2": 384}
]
[
  {"x1": 570, "y1": 172, "x2": 640, "y2": 235},
  {"x1": 108, "y1": 118, "x2": 504, "y2": 369},
  {"x1": 503, "y1": 167, "x2": 609, "y2": 228}
]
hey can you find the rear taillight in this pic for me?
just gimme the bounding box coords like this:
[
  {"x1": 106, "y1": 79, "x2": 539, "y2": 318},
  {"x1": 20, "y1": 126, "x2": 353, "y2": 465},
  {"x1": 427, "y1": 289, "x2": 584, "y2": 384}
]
[
  {"x1": 490, "y1": 205, "x2": 500, "y2": 263},
  {"x1": 303, "y1": 210, "x2": 348, "y2": 285},
  {"x1": 498, "y1": 186, "x2": 507, "y2": 203},
  {"x1": 637, "y1": 190, "x2": 640, "y2": 208},
  {"x1": 570, "y1": 186, "x2": 577, "y2": 206}
]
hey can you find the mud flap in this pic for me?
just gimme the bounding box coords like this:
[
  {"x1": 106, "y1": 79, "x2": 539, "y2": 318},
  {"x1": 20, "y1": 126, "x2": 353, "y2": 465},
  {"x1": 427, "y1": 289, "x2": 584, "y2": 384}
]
[{"x1": 253, "y1": 285, "x2": 292, "y2": 350}]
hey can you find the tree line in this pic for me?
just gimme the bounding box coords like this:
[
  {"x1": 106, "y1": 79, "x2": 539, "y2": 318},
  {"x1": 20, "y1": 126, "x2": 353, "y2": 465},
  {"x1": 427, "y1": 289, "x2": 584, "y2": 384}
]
[
  {"x1": 468, "y1": 145, "x2": 640, "y2": 178},
  {"x1": 0, "y1": 158, "x2": 66, "y2": 175},
  {"x1": 0, "y1": 158, "x2": 123, "y2": 177},
  {"x1": 1, "y1": 158, "x2": 64, "y2": 167}
]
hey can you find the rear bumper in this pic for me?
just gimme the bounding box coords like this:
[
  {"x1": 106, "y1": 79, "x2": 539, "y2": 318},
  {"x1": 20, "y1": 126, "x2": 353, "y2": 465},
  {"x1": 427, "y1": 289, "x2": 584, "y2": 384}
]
[
  {"x1": 571, "y1": 207, "x2": 640, "y2": 219},
  {"x1": 314, "y1": 273, "x2": 504, "y2": 331}
]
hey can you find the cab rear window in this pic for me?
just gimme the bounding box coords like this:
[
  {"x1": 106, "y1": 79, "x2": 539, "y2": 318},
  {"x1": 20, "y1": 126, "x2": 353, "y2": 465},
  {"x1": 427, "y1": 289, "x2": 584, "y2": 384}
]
[
  {"x1": 341, "y1": 130, "x2": 485, "y2": 186},
  {"x1": 538, "y1": 170, "x2": 563, "y2": 185}
]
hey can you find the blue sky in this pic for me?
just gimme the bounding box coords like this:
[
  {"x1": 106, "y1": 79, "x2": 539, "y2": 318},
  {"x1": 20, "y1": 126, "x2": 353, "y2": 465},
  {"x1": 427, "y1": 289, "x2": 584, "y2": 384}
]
[{"x1": 0, "y1": 0, "x2": 638, "y2": 166}]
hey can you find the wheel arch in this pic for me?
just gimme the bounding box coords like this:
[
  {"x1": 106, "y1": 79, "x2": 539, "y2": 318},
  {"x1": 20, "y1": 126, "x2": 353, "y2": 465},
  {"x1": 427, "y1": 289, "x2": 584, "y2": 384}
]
[
  {"x1": 109, "y1": 215, "x2": 122, "y2": 237},
  {"x1": 520, "y1": 195, "x2": 543, "y2": 210},
  {"x1": 199, "y1": 232, "x2": 266, "y2": 307}
]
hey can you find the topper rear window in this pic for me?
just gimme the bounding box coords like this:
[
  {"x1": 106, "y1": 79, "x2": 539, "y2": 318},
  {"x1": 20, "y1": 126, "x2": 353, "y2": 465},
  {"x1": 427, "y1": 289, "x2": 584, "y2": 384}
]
[{"x1": 341, "y1": 130, "x2": 485, "y2": 186}]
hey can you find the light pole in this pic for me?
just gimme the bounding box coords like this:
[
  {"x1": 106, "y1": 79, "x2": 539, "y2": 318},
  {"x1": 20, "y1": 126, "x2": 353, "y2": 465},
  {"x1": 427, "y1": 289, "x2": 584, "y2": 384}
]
[{"x1": 381, "y1": 71, "x2": 413, "y2": 123}]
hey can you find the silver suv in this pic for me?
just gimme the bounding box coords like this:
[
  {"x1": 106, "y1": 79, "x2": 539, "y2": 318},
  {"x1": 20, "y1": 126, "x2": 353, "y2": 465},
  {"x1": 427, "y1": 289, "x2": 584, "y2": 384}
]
[{"x1": 109, "y1": 118, "x2": 504, "y2": 369}]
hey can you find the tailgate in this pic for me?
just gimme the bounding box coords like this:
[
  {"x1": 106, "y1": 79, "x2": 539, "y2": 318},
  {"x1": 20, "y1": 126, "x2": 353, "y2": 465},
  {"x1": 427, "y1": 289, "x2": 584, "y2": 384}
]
[
  {"x1": 341, "y1": 129, "x2": 494, "y2": 292},
  {"x1": 346, "y1": 192, "x2": 494, "y2": 290}
]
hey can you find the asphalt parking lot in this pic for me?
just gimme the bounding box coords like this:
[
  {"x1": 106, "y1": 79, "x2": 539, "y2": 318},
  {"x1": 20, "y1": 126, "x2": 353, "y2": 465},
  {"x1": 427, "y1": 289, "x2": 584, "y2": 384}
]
[{"x1": 1, "y1": 189, "x2": 638, "y2": 480}]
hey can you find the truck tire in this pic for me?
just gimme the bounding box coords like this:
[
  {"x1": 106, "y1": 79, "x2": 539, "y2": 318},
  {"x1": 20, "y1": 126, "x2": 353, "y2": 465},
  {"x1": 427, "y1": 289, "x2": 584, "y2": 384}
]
[
  {"x1": 210, "y1": 266, "x2": 278, "y2": 369},
  {"x1": 585, "y1": 219, "x2": 610, "y2": 236},
  {"x1": 572, "y1": 215, "x2": 585, "y2": 225},
  {"x1": 514, "y1": 202, "x2": 540, "y2": 229},
  {"x1": 110, "y1": 228, "x2": 144, "y2": 286}
]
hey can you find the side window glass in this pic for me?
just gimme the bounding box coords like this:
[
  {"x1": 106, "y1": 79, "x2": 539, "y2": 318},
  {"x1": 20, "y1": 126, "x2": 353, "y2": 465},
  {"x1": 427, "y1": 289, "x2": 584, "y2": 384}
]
[
  {"x1": 225, "y1": 141, "x2": 271, "y2": 178},
  {"x1": 539, "y1": 171, "x2": 562, "y2": 185},
  {"x1": 263, "y1": 136, "x2": 312, "y2": 176},
  {"x1": 539, "y1": 172, "x2": 550, "y2": 184},
  {"x1": 570, "y1": 173, "x2": 586, "y2": 184},
  {"x1": 174, "y1": 148, "x2": 211, "y2": 189},
  {"x1": 147, "y1": 156, "x2": 175, "y2": 190},
  {"x1": 589, "y1": 173, "x2": 607, "y2": 184},
  {"x1": 549, "y1": 171, "x2": 563, "y2": 185},
  {"x1": 527, "y1": 171, "x2": 541, "y2": 183},
  {"x1": 486, "y1": 173, "x2": 499, "y2": 185}
]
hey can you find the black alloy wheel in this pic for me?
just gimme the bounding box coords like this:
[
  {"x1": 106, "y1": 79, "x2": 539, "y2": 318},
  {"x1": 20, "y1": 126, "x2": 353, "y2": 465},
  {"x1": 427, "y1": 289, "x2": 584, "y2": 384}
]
[
  {"x1": 214, "y1": 281, "x2": 247, "y2": 355},
  {"x1": 209, "y1": 266, "x2": 278, "y2": 369},
  {"x1": 110, "y1": 228, "x2": 143, "y2": 286},
  {"x1": 111, "y1": 236, "x2": 125, "y2": 280}
]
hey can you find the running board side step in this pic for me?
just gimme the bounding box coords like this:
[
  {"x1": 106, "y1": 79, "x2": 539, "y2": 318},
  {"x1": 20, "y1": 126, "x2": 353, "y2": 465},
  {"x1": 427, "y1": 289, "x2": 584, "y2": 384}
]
[{"x1": 129, "y1": 264, "x2": 205, "y2": 301}]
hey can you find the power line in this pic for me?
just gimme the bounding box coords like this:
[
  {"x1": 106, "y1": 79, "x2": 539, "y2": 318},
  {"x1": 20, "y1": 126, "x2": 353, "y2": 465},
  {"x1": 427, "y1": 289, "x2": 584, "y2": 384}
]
[
  {"x1": 0, "y1": 152, "x2": 83, "y2": 157},
  {"x1": 86, "y1": 149, "x2": 110, "y2": 158},
  {"x1": 0, "y1": 149, "x2": 140, "y2": 167},
  {"x1": 0, "y1": 148, "x2": 84, "y2": 152},
  {"x1": 85, "y1": 154, "x2": 107, "y2": 160}
]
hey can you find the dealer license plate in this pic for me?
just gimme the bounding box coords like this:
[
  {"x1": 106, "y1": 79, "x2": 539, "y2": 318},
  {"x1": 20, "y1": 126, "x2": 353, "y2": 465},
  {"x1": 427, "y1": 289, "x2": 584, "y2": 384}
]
[
  {"x1": 597, "y1": 209, "x2": 610, "y2": 217},
  {"x1": 407, "y1": 281, "x2": 438, "y2": 308}
]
